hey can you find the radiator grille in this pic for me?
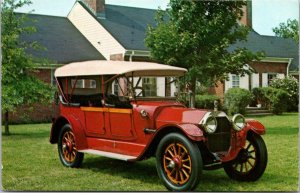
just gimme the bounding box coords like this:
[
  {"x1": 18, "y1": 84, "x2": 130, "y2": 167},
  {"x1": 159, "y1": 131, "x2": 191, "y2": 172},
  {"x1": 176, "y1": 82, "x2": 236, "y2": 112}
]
[{"x1": 206, "y1": 117, "x2": 231, "y2": 152}]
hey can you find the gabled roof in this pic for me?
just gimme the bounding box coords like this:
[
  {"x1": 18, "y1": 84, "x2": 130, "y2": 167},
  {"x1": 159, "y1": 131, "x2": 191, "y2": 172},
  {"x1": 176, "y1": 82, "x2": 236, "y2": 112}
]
[
  {"x1": 229, "y1": 30, "x2": 299, "y2": 71},
  {"x1": 79, "y1": 1, "x2": 157, "y2": 51},
  {"x1": 20, "y1": 14, "x2": 105, "y2": 64},
  {"x1": 80, "y1": 2, "x2": 298, "y2": 71}
]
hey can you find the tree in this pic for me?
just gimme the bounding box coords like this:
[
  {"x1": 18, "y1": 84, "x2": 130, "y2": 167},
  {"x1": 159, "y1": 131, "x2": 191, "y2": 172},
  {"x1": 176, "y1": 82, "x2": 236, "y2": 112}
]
[
  {"x1": 2, "y1": 0, "x2": 52, "y2": 135},
  {"x1": 273, "y1": 19, "x2": 299, "y2": 42},
  {"x1": 145, "y1": 0, "x2": 263, "y2": 107}
]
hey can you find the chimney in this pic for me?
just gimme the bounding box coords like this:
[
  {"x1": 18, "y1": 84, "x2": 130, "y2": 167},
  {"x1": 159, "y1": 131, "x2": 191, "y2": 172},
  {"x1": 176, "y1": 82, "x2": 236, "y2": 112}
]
[
  {"x1": 240, "y1": 0, "x2": 252, "y2": 28},
  {"x1": 82, "y1": 0, "x2": 106, "y2": 18}
]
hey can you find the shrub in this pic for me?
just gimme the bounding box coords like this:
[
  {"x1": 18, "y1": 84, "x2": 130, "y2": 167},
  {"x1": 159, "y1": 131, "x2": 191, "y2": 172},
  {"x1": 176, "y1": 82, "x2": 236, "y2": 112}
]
[
  {"x1": 224, "y1": 88, "x2": 253, "y2": 115},
  {"x1": 251, "y1": 87, "x2": 265, "y2": 106},
  {"x1": 270, "y1": 76, "x2": 299, "y2": 112},
  {"x1": 260, "y1": 87, "x2": 289, "y2": 114},
  {"x1": 195, "y1": 94, "x2": 221, "y2": 110}
]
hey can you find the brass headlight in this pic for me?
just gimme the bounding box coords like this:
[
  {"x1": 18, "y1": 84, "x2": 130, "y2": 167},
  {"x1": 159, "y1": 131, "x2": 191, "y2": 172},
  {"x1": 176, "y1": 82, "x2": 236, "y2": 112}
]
[
  {"x1": 232, "y1": 114, "x2": 246, "y2": 131},
  {"x1": 200, "y1": 112, "x2": 217, "y2": 134}
]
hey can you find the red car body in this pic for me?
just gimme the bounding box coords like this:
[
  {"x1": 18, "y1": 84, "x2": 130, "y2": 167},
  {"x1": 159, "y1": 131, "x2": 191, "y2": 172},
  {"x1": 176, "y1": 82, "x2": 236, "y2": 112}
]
[{"x1": 50, "y1": 60, "x2": 268, "y2": 191}]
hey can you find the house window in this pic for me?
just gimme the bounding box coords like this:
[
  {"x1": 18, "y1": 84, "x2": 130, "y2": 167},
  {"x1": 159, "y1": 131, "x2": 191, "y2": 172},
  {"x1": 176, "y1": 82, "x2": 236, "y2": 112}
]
[
  {"x1": 143, "y1": 77, "x2": 157, "y2": 96},
  {"x1": 232, "y1": 74, "x2": 240, "y2": 88},
  {"x1": 71, "y1": 79, "x2": 96, "y2": 89},
  {"x1": 268, "y1": 73, "x2": 277, "y2": 85},
  {"x1": 113, "y1": 80, "x2": 119, "y2": 95},
  {"x1": 51, "y1": 69, "x2": 56, "y2": 86}
]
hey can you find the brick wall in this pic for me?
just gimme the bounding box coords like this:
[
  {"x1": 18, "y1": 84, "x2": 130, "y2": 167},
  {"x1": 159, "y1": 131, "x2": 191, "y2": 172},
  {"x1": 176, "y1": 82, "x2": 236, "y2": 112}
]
[
  {"x1": 110, "y1": 53, "x2": 124, "y2": 61},
  {"x1": 82, "y1": 0, "x2": 105, "y2": 13},
  {"x1": 249, "y1": 61, "x2": 287, "y2": 74},
  {"x1": 207, "y1": 81, "x2": 225, "y2": 100}
]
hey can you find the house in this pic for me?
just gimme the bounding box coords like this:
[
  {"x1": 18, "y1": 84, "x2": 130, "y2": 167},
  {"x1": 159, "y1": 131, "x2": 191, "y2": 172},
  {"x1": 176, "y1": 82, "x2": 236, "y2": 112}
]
[
  {"x1": 13, "y1": 0, "x2": 298, "y2": 122},
  {"x1": 67, "y1": 0, "x2": 299, "y2": 98}
]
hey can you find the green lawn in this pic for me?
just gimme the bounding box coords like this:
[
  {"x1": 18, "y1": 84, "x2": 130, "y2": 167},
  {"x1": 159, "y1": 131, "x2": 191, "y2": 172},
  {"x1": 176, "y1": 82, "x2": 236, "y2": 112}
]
[{"x1": 2, "y1": 113, "x2": 299, "y2": 191}]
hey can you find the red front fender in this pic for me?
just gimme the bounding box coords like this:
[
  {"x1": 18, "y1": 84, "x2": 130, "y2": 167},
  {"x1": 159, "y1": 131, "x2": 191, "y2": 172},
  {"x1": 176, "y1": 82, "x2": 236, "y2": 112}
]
[
  {"x1": 246, "y1": 119, "x2": 266, "y2": 135},
  {"x1": 176, "y1": 123, "x2": 205, "y2": 141}
]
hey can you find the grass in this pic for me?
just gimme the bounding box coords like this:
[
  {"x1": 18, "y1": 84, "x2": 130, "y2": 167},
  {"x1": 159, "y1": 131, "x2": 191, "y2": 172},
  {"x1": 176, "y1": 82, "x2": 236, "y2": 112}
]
[{"x1": 2, "y1": 113, "x2": 299, "y2": 191}]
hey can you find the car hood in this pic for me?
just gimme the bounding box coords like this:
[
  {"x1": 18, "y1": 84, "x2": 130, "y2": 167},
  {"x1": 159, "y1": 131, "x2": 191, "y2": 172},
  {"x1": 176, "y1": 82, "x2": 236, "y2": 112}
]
[{"x1": 155, "y1": 106, "x2": 209, "y2": 125}]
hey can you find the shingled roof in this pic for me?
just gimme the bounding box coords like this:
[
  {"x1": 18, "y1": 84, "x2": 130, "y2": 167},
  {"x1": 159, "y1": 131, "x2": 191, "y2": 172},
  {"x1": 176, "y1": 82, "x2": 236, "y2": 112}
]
[
  {"x1": 83, "y1": 3, "x2": 298, "y2": 71},
  {"x1": 229, "y1": 30, "x2": 299, "y2": 71},
  {"x1": 20, "y1": 14, "x2": 105, "y2": 64},
  {"x1": 20, "y1": 3, "x2": 298, "y2": 71},
  {"x1": 78, "y1": 1, "x2": 157, "y2": 51}
]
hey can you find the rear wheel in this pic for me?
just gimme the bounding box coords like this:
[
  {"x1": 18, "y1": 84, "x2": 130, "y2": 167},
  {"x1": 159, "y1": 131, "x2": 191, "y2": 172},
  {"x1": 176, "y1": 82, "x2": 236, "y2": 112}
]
[
  {"x1": 223, "y1": 132, "x2": 267, "y2": 181},
  {"x1": 156, "y1": 133, "x2": 202, "y2": 191},
  {"x1": 58, "y1": 124, "x2": 84, "y2": 167}
]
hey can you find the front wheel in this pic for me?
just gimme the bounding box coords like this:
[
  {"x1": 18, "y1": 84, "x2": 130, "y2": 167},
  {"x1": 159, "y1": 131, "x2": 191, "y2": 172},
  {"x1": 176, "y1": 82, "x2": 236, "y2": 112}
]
[
  {"x1": 156, "y1": 133, "x2": 203, "y2": 191},
  {"x1": 223, "y1": 132, "x2": 268, "y2": 181},
  {"x1": 58, "y1": 124, "x2": 84, "y2": 167}
]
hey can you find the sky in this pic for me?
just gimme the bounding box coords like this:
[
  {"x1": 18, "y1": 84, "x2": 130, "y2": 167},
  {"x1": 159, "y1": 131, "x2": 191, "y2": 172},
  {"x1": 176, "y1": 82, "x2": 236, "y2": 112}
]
[{"x1": 15, "y1": 0, "x2": 299, "y2": 36}]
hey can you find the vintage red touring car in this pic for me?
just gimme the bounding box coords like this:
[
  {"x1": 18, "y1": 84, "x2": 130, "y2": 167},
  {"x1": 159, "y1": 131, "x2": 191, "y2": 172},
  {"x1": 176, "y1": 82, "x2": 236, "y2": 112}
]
[{"x1": 50, "y1": 60, "x2": 268, "y2": 191}]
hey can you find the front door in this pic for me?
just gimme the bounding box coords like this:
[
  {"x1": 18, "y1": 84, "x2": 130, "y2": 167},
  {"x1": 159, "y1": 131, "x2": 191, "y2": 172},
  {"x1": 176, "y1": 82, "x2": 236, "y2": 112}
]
[{"x1": 108, "y1": 108, "x2": 136, "y2": 140}]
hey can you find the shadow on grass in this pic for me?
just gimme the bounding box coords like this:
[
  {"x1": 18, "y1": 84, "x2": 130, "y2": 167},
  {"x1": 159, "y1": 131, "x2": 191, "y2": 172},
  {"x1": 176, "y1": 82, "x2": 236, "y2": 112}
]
[
  {"x1": 81, "y1": 156, "x2": 161, "y2": 185},
  {"x1": 2, "y1": 130, "x2": 50, "y2": 139}
]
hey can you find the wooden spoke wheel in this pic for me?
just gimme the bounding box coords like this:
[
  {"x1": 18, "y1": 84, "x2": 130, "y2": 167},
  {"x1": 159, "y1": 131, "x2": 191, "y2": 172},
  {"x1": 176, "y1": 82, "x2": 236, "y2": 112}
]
[
  {"x1": 224, "y1": 132, "x2": 268, "y2": 181},
  {"x1": 62, "y1": 131, "x2": 77, "y2": 162},
  {"x1": 58, "y1": 124, "x2": 84, "y2": 168},
  {"x1": 163, "y1": 143, "x2": 192, "y2": 185},
  {"x1": 156, "y1": 133, "x2": 202, "y2": 191}
]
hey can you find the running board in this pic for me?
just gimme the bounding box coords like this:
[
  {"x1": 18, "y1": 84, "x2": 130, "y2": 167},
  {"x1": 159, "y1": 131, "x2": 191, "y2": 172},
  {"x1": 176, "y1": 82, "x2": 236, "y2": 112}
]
[{"x1": 78, "y1": 149, "x2": 137, "y2": 161}]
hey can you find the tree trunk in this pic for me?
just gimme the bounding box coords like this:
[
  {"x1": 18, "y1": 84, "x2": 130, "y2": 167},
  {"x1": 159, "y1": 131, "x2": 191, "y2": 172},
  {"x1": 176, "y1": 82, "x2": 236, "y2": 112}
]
[
  {"x1": 189, "y1": 78, "x2": 197, "y2": 108},
  {"x1": 4, "y1": 111, "x2": 10, "y2": 135}
]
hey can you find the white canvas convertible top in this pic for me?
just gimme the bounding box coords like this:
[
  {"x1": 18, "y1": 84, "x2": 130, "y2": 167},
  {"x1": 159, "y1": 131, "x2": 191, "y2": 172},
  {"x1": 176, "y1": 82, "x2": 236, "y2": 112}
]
[{"x1": 54, "y1": 60, "x2": 187, "y2": 77}]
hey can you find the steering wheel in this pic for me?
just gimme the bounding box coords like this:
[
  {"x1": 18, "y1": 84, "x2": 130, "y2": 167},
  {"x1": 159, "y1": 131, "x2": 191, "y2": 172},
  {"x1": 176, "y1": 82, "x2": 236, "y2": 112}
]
[{"x1": 133, "y1": 86, "x2": 145, "y2": 97}]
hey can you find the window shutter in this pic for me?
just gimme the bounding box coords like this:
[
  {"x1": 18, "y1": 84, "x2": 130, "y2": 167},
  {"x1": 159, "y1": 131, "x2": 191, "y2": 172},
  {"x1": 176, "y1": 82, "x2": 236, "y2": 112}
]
[
  {"x1": 251, "y1": 73, "x2": 259, "y2": 88},
  {"x1": 240, "y1": 74, "x2": 249, "y2": 90},
  {"x1": 262, "y1": 73, "x2": 268, "y2": 87},
  {"x1": 225, "y1": 74, "x2": 231, "y2": 92}
]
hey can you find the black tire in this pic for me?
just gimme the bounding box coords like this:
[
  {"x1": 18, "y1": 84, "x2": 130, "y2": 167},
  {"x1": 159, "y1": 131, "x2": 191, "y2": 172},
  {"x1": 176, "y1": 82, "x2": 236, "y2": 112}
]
[
  {"x1": 58, "y1": 124, "x2": 84, "y2": 168},
  {"x1": 156, "y1": 133, "x2": 202, "y2": 191},
  {"x1": 223, "y1": 132, "x2": 268, "y2": 181}
]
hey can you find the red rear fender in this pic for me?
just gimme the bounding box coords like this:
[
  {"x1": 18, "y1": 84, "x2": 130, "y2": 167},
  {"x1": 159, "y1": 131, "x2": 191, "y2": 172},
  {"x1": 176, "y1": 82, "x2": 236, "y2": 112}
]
[{"x1": 50, "y1": 115, "x2": 88, "y2": 150}]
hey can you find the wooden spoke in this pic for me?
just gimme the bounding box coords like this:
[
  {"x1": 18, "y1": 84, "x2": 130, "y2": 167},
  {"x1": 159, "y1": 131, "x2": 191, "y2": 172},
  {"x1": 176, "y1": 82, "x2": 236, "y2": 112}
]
[
  {"x1": 240, "y1": 163, "x2": 243, "y2": 173},
  {"x1": 164, "y1": 156, "x2": 172, "y2": 161},
  {"x1": 182, "y1": 168, "x2": 190, "y2": 178},
  {"x1": 167, "y1": 149, "x2": 175, "y2": 157},
  {"x1": 182, "y1": 158, "x2": 189, "y2": 163},
  {"x1": 172, "y1": 144, "x2": 177, "y2": 156},
  {"x1": 244, "y1": 162, "x2": 248, "y2": 173},
  {"x1": 183, "y1": 164, "x2": 191, "y2": 170},
  {"x1": 179, "y1": 171, "x2": 184, "y2": 183},
  {"x1": 175, "y1": 171, "x2": 179, "y2": 182},
  {"x1": 245, "y1": 143, "x2": 251, "y2": 150},
  {"x1": 247, "y1": 160, "x2": 254, "y2": 168}
]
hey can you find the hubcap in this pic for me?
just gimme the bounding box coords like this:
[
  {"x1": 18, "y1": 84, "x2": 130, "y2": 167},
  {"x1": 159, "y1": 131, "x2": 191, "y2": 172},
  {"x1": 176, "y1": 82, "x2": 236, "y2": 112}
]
[{"x1": 163, "y1": 143, "x2": 192, "y2": 185}]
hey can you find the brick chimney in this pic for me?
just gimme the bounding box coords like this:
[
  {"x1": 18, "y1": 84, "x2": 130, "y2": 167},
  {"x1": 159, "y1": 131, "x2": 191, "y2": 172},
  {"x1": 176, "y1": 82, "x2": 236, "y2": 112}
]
[
  {"x1": 82, "y1": 0, "x2": 106, "y2": 18},
  {"x1": 240, "y1": 0, "x2": 252, "y2": 28}
]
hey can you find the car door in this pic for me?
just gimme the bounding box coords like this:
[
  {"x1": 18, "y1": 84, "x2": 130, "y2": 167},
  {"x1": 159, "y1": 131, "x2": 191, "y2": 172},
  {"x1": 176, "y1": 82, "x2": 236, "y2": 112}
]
[
  {"x1": 82, "y1": 107, "x2": 106, "y2": 137},
  {"x1": 107, "y1": 107, "x2": 136, "y2": 140}
]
